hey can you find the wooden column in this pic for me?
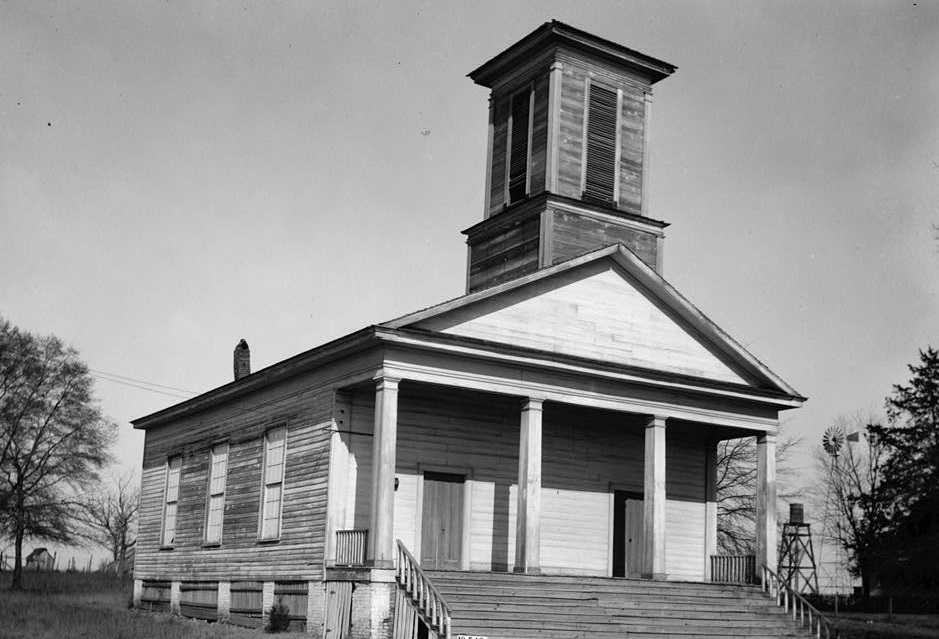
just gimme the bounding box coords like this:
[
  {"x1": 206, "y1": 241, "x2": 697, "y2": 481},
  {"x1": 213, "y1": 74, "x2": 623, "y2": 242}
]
[
  {"x1": 704, "y1": 440, "x2": 718, "y2": 581},
  {"x1": 325, "y1": 391, "x2": 352, "y2": 565},
  {"x1": 643, "y1": 415, "x2": 667, "y2": 579},
  {"x1": 756, "y1": 432, "x2": 777, "y2": 582},
  {"x1": 368, "y1": 376, "x2": 399, "y2": 568},
  {"x1": 514, "y1": 398, "x2": 543, "y2": 573}
]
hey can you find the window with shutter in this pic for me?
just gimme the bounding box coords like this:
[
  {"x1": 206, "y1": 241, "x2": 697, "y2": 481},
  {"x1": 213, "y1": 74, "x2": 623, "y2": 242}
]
[
  {"x1": 507, "y1": 87, "x2": 532, "y2": 203},
  {"x1": 583, "y1": 83, "x2": 618, "y2": 205},
  {"x1": 260, "y1": 426, "x2": 286, "y2": 540},
  {"x1": 162, "y1": 456, "x2": 181, "y2": 547},
  {"x1": 205, "y1": 443, "x2": 228, "y2": 544}
]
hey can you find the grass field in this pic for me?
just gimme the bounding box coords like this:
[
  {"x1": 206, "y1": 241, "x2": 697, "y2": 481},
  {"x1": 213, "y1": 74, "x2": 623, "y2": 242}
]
[
  {"x1": 827, "y1": 613, "x2": 939, "y2": 639},
  {"x1": 2, "y1": 571, "x2": 938, "y2": 639},
  {"x1": 0, "y1": 572, "x2": 309, "y2": 639}
]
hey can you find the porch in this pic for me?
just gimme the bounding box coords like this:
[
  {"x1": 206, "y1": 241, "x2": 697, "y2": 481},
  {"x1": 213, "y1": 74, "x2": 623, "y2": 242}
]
[{"x1": 323, "y1": 379, "x2": 778, "y2": 584}]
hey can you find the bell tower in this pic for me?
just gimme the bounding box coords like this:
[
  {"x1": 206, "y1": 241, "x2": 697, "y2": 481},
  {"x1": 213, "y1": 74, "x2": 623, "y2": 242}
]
[{"x1": 464, "y1": 21, "x2": 676, "y2": 292}]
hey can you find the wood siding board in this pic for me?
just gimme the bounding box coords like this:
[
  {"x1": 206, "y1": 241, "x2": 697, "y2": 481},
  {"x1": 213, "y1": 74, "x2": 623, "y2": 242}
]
[
  {"x1": 666, "y1": 499, "x2": 706, "y2": 581},
  {"x1": 468, "y1": 215, "x2": 541, "y2": 292},
  {"x1": 137, "y1": 369, "x2": 338, "y2": 582},
  {"x1": 617, "y1": 88, "x2": 645, "y2": 214},
  {"x1": 421, "y1": 262, "x2": 748, "y2": 385},
  {"x1": 550, "y1": 209, "x2": 657, "y2": 269},
  {"x1": 556, "y1": 65, "x2": 586, "y2": 199},
  {"x1": 343, "y1": 385, "x2": 709, "y2": 579}
]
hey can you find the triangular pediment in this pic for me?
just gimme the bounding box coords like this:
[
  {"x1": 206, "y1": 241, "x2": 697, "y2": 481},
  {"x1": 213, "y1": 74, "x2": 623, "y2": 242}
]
[{"x1": 387, "y1": 246, "x2": 800, "y2": 395}]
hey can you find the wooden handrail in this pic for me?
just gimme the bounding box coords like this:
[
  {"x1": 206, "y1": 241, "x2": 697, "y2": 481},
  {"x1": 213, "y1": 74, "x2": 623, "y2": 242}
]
[
  {"x1": 762, "y1": 564, "x2": 833, "y2": 639},
  {"x1": 395, "y1": 540, "x2": 452, "y2": 639}
]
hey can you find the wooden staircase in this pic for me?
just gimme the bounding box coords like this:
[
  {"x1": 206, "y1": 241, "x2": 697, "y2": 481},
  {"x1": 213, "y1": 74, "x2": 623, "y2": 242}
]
[{"x1": 426, "y1": 571, "x2": 810, "y2": 639}]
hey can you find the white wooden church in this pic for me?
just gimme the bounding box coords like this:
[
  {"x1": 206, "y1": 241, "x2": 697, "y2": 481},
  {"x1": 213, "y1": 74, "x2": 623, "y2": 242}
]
[{"x1": 133, "y1": 21, "x2": 813, "y2": 639}]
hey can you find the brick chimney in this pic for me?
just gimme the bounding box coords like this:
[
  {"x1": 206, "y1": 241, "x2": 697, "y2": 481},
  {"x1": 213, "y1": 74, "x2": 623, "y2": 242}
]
[{"x1": 233, "y1": 339, "x2": 250, "y2": 380}]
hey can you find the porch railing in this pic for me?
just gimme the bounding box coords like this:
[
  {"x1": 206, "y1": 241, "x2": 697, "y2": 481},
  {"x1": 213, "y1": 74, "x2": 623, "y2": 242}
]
[
  {"x1": 395, "y1": 540, "x2": 451, "y2": 639},
  {"x1": 710, "y1": 554, "x2": 756, "y2": 584},
  {"x1": 335, "y1": 529, "x2": 368, "y2": 566},
  {"x1": 761, "y1": 565, "x2": 833, "y2": 639}
]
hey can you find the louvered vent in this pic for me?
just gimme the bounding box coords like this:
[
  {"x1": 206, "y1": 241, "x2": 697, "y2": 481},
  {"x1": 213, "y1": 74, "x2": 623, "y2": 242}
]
[
  {"x1": 508, "y1": 89, "x2": 531, "y2": 203},
  {"x1": 489, "y1": 98, "x2": 509, "y2": 212},
  {"x1": 583, "y1": 84, "x2": 617, "y2": 205}
]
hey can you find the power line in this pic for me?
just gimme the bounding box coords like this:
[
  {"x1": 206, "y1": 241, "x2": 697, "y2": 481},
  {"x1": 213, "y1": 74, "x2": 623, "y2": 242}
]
[
  {"x1": 89, "y1": 369, "x2": 197, "y2": 395},
  {"x1": 90, "y1": 369, "x2": 196, "y2": 400}
]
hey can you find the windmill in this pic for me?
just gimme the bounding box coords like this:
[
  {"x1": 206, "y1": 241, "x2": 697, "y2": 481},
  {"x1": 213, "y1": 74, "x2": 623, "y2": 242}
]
[
  {"x1": 823, "y1": 426, "x2": 845, "y2": 458},
  {"x1": 818, "y1": 424, "x2": 854, "y2": 596}
]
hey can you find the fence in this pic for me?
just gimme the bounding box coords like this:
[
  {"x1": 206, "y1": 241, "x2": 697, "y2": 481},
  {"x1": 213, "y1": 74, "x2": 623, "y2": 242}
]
[{"x1": 710, "y1": 554, "x2": 756, "y2": 584}]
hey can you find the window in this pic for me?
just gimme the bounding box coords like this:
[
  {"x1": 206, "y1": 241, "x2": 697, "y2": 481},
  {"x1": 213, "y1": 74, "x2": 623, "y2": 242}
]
[
  {"x1": 260, "y1": 426, "x2": 286, "y2": 539},
  {"x1": 583, "y1": 82, "x2": 619, "y2": 205},
  {"x1": 162, "y1": 456, "x2": 181, "y2": 547},
  {"x1": 205, "y1": 443, "x2": 229, "y2": 544}
]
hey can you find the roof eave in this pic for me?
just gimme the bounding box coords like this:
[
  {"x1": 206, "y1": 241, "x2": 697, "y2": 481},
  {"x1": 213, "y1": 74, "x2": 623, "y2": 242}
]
[
  {"x1": 382, "y1": 244, "x2": 804, "y2": 402},
  {"x1": 374, "y1": 325, "x2": 805, "y2": 409},
  {"x1": 131, "y1": 326, "x2": 380, "y2": 430},
  {"x1": 469, "y1": 20, "x2": 677, "y2": 88}
]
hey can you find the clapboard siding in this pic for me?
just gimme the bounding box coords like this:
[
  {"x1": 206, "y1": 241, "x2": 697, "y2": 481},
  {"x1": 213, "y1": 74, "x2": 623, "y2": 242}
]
[
  {"x1": 618, "y1": 89, "x2": 645, "y2": 215},
  {"x1": 336, "y1": 385, "x2": 710, "y2": 580},
  {"x1": 666, "y1": 499, "x2": 707, "y2": 581},
  {"x1": 554, "y1": 51, "x2": 649, "y2": 214},
  {"x1": 549, "y1": 207, "x2": 658, "y2": 270},
  {"x1": 540, "y1": 405, "x2": 644, "y2": 576},
  {"x1": 136, "y1": 365, "x2": 342, "y2": 582},
  {"x1": 421, "y1": 261, "x2": 748, "y2": 384},
  {"x1": 467, "y1": 214, "x2": 541, "y2": 292},
  {"x1": 556, "y1": 62, "x2": 586, "y2": 199},
  {"x1": 666, "y1": 431, "x2": 708, "y2": 503}
]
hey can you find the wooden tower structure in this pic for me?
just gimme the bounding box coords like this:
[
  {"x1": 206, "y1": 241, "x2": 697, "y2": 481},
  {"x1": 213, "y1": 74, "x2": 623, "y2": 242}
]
[
  {"x1": 778, "y1": 503, "x2": 819, "y2": 595},
  {"x1": 465, "y1": 21, "x2": 676, "y2": 292}
]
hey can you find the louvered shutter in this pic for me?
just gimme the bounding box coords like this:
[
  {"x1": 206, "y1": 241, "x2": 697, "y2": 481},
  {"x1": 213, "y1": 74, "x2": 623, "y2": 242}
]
[
  {"x1": 583, "y1": 84, "x2": 617, "y2": 204},
  {"x1": 507, "y1": 89, "x2": 531, "y2": 203}
]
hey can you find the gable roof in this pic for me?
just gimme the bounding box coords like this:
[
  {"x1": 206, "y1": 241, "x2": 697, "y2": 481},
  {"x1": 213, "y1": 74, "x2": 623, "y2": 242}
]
[
  {"x1": 385, "y1": 244, "x2": 803, "y2": 400},
  {"x1": 134, "y1": 245, "x2": 803, "y2": 430},
  {"x1": 25, "y1": 548, "x2": 50, "y2": 561}
]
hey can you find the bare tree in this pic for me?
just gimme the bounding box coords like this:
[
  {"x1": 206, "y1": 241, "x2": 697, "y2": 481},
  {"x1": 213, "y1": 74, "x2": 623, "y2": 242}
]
[
  {"x1": 81, "y1": 470, "x2": 139, "y2": 575},
  {"x1": 716, "y1": 428, "x2": 803, "y2": 554},
  {"x1": 813, "y1": 413, "x2": 889, "y2": 597},
  {"x1": 0, "y1": 316, "x2": 115, "y2": 589}
]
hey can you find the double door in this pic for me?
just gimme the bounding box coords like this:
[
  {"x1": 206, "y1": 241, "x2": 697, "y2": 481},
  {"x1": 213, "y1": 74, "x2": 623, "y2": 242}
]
[{"x1": 420, "y1": 472, "x2": 464, "y2": 570}]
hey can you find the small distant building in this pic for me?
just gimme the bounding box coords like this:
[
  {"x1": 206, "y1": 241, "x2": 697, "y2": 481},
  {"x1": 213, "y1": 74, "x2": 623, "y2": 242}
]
[{"x1": 24, "y1": 547, "x2": 55, "y2": 571}]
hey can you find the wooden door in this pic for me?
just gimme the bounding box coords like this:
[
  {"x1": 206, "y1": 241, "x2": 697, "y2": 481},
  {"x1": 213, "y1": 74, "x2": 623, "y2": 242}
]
[
  {"x1": 613, "y1": 491, "x2": 644, "y2": 577},
  {"x1": 421, "y1": 472, "x2": 464, "y2": 570}
]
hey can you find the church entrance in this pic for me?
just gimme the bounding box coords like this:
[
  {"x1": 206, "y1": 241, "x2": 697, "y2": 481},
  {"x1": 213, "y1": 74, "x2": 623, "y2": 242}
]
[
  {"x1": 420, "y1": 472, "x2": 465, "y2": 570},
  {"x1": 612, "y1": 490, "x2": 644, "y2": 577}
]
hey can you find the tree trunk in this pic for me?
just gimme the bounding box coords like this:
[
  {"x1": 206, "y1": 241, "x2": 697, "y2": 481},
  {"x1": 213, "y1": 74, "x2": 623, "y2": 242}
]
[
  {"x1": 859, "y1": 559, "x2": 871, "y2": 599},
  {"x1": 11, "y1": 517, "x2": 24, "y2": 591}
]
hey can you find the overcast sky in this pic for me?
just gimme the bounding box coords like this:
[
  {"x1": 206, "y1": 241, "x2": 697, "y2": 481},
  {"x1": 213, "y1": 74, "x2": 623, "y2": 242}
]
[{"x1": 2, "y1": 0, "x2": 938, "y2": 514}]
